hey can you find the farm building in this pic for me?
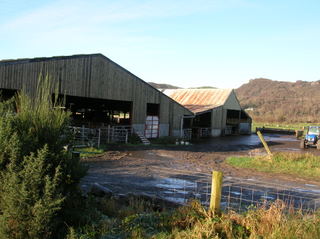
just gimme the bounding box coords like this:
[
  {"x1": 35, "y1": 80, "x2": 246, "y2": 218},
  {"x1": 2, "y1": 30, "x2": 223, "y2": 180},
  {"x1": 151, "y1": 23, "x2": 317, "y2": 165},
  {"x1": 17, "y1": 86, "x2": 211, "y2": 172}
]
[
  {"x1": 163, "y1": 89, "x2": 252, "y2": 137},
  {"x1": 0, "y1": 53, "x2": 193, "y2": 139}
]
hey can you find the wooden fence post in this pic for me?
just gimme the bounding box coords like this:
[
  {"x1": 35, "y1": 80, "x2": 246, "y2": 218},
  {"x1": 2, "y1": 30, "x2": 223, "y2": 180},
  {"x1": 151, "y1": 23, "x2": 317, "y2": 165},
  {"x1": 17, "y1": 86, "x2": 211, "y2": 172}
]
[
  {"x1": 112, "y1": 126, "x2": 115, "y2": 142},
  {"x1": 107, "y1": 125, "x2": 111, "y2": 143},
  {"x1": 98, "y1": 128, "x2": 101, "y2": 148},
  {"x1": 209, "y1": 171, "x2": 223, "y2": 213},
  {"x1": 257, "y1": 131, "x2": 272, "y2": 156},
  {"x1": 81, "y1": 125, "x2": 85, "y2": 145}
]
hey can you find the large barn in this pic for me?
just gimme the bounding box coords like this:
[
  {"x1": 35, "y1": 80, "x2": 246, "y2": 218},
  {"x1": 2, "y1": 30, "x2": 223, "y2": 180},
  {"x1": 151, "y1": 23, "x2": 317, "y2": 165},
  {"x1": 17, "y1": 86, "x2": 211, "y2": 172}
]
[
  {"x1": 0, "y1": 53, "x2": 193, "y2": 139},
  {"x1": 163, "y1": 89, "x2": 252, "y2": 137}
]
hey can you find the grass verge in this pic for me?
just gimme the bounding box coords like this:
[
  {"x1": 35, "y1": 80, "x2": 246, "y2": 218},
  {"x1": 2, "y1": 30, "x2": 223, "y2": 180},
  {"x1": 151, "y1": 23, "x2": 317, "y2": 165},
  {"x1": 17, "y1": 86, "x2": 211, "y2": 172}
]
[
  {"x1": 252, "y1": 122, "x2": 320, "y2": 132},
  {"x1": 226, "y1": 152, "x2": 320, "y2": 180},
  {"x1": 67, "y1": 197, "x2": 320, "y2": 239},
  {"x1": 74, "y1": 147, "x2": 105, "y2": 158}
]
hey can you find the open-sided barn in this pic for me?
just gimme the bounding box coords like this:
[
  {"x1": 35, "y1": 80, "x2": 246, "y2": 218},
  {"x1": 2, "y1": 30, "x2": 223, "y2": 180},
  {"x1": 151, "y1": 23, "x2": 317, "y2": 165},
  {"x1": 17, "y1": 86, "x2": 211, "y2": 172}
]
[
  {"x1": 0, "y1": 53, "x2": 193, "y2": 139},
  {"x1": 163, "y1": 88, "x2": 252, "y2": 136}
]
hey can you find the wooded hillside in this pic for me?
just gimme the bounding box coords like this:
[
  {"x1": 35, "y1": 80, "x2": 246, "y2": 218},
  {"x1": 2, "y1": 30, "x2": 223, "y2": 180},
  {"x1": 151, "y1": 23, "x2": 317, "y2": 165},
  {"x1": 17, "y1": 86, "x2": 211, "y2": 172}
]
[
  {"x1": 150, "y1": 78, "x2": 320, "y2": 123},
  {"x1": 236, "y1": 78, "x2": 320, "y2": 123}
]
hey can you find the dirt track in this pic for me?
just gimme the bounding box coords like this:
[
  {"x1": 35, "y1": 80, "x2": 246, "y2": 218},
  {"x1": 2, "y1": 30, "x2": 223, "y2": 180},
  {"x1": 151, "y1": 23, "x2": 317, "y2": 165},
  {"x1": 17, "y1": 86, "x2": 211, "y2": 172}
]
[{"x1": 80, "y1": 134, "x2": 320, "y2": 209}]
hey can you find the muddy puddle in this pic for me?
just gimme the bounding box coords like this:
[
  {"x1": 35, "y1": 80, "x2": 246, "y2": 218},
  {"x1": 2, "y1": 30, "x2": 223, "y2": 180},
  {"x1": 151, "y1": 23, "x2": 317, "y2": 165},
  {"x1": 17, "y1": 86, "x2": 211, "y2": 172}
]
[
  {"x1": 90, "y1": 169, "x2": 320, "y2": 213},
  {"x1": 207, "y1": 134, "x2": 299, "y2": 146},
  {"x1": 191, "y1": 133, "x2": 301, "y2": 153},
  {"x1": 82, "y1": 133, "x2": 320, "y2": 212}
]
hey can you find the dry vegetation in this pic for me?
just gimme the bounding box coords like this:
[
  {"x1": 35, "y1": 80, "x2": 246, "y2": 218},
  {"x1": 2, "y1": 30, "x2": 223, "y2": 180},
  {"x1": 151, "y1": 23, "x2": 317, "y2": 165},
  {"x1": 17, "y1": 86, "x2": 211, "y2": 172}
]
[{"x1": 67, "y1": 197, "x2": 320, "y2": 239}]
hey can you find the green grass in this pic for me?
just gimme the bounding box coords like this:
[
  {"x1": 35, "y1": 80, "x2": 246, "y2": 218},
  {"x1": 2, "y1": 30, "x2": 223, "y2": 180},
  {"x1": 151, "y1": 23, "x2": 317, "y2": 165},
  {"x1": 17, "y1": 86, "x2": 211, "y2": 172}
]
[
  {"x1": 73, "y1": 147, "x2": 105, "y2": 158},
  {"x1": 252, "y1": 122, "x2": 320, "y2": 132},
  {"x1": 226, "y1": 152, "x2": 320, "y2": 180}
]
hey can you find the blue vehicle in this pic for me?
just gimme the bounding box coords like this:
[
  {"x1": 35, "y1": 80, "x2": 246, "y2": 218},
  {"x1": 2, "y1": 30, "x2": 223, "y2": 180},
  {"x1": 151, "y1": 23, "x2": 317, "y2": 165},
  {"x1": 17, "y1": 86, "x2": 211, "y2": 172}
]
[{"x1": 300, "y1": 126, "x2": 320, "y2": 149}]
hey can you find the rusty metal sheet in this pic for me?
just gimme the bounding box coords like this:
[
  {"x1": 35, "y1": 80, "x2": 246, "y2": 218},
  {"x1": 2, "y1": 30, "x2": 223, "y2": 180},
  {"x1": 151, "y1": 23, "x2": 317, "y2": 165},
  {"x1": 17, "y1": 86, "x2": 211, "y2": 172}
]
[{"x1": 163, "y1": 89, "x2": 232, "y2": 114}]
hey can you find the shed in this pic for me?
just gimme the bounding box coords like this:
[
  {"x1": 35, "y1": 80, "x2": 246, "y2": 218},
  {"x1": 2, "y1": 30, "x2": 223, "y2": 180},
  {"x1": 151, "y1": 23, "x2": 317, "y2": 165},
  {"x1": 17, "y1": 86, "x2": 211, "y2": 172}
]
[
  {"x1": 163, "y1": 89, "x2": 252, "y2": 136},
  {"x1": 0, "y1": 54, "x2": 193, "y2": 138}
]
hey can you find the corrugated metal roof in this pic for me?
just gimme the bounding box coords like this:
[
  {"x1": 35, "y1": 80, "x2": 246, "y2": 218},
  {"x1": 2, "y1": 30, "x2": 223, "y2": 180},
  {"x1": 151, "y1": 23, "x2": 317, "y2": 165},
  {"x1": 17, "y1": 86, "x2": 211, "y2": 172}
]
[{"x1": 163, "y1": 89, "x2": 233, "y2": 114}]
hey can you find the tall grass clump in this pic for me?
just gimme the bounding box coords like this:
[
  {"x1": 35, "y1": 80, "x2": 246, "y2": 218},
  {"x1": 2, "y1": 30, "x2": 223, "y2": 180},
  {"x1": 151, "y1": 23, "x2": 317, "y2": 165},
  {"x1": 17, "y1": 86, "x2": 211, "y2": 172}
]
[
  {"x1": 0, "y1": 75, "x2": 88, "y2": 239},
  {"x1": 97, "y1": 199, "x2": 320, "y2": 239}
]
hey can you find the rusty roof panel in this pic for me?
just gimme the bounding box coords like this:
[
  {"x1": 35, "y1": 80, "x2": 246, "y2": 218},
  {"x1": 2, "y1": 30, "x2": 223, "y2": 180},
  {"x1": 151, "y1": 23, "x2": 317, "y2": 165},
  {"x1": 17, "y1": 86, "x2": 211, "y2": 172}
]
[{"x1": 163, "y1": 89, "x2": 232, "y2": 114}]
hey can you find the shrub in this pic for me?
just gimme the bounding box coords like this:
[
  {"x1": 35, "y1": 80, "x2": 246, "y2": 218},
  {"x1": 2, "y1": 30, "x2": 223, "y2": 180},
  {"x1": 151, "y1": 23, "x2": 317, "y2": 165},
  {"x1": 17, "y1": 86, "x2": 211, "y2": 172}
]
[{"x1": 0, "y1": 75, "x2": 87, "y2": 239}]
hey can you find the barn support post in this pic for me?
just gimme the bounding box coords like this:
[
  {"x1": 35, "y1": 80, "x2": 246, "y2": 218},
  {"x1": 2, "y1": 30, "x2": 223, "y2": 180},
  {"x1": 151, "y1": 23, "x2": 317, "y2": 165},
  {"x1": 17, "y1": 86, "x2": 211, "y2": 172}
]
[
  {"x1": 180, "y1": 116, "x2": 184, "y2": 138},
  {"x1": 209, "y1": 171, "x2": 223, "y2": 214}
]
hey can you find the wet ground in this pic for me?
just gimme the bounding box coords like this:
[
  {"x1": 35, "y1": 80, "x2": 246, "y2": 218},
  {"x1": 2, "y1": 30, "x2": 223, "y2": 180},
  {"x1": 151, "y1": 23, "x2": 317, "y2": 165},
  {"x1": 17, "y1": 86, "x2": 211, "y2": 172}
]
[{"x1": 81, "y1": 133, "x2": 320, "y2": 212}]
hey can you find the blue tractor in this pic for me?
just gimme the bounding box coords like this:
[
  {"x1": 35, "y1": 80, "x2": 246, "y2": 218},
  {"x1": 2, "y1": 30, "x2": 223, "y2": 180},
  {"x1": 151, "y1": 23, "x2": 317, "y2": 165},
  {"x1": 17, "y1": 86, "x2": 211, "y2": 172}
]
[{"x1": 300, "y1": 126, "x2": 320, "y2": 149}]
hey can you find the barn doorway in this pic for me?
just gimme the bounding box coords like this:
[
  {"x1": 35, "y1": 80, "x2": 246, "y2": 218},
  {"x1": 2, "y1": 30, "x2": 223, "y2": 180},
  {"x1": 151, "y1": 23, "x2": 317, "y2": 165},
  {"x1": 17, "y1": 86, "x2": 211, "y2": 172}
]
[
  {"x1": 226, "y1": 109, "x2": 240, "y2": 135},
  {"x1": 192, "y1": 111, "x2": 211, "y2": 138},
  {"x1": 145, "y1": 103, "x2": 160, "y2": 138}
]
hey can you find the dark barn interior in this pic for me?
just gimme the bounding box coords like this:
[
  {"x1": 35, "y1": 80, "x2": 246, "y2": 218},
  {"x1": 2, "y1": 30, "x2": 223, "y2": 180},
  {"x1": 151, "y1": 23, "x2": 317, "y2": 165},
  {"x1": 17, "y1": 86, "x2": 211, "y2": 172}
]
[
  {"x1": 63, "y1": 95, "x2": 132, "y2": 127},
  {"x1": 0, "y1": 88, "x2": 17, "y2": 100},
  {"x1": 146, "y1": 103, "x2": 159, "y2": 116},
  {"x1": 193, "y1": 112, "x2": 211, "y2": 127},
  {"x1": 226, "y1": 109, "x2": 241, "y2": 134},
  {"x1": 226, "y1": 109, "x2": 251, "y2": 134}
]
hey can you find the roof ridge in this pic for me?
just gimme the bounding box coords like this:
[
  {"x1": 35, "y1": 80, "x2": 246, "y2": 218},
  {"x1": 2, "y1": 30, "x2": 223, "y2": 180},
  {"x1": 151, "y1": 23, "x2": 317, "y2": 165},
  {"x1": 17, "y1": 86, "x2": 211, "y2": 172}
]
[{"x1": 0, "y1": 53, "x2": 103, "y2": 65}]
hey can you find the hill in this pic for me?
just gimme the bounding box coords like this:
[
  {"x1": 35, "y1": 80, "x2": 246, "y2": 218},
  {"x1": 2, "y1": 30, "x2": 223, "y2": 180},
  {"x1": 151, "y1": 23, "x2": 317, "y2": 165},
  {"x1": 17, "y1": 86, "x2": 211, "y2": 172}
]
[
  {"x1": 236, "y1": 78, "x2": 320, "y2": 123},
  {"x1": 190, "y1": 86, "x2": 217, "y2": 89},
  {"x1": 148, "y1": 82, "x2": 216, "y2": 90},
  {"x1": 148, "y1": 82, "x2": 181, "y2": 89}
]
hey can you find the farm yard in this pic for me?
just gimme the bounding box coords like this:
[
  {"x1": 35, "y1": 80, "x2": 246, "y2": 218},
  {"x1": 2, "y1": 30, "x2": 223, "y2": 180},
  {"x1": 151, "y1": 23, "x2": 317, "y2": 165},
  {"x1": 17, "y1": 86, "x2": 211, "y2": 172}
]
[
  {"x1": 81, "y1": 133, "x2": 320, "y2": 213},
  {"x1": 1, "y1": 55, "x2": 320, "y2": 237}
]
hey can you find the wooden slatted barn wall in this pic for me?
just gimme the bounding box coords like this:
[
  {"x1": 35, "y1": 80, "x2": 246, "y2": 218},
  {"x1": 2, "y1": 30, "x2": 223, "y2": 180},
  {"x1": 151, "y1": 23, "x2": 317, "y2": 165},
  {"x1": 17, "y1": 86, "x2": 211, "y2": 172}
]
[{"x1": 0, "y1": 54, "x2": 193, "y2": 135}]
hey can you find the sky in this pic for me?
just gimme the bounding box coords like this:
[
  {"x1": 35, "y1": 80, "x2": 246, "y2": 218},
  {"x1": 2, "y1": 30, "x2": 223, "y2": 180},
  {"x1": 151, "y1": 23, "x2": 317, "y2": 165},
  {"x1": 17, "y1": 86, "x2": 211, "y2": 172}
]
[{"x1": 0, "y1": 0, "x2": 319, "y2": 89}]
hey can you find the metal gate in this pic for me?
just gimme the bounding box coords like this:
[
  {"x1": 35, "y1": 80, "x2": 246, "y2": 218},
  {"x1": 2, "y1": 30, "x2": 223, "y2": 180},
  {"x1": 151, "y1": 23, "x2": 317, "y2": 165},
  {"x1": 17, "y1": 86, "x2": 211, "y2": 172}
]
[{"x1": 145, "y1": 116, "x2": 159, "y2": 138}]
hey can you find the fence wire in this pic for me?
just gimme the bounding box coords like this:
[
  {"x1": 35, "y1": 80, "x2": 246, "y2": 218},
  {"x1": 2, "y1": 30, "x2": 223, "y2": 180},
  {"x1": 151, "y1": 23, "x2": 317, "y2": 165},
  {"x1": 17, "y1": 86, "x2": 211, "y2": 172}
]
[{"x1": 147, "y1": 166, "x2": 320, "y2": 213}]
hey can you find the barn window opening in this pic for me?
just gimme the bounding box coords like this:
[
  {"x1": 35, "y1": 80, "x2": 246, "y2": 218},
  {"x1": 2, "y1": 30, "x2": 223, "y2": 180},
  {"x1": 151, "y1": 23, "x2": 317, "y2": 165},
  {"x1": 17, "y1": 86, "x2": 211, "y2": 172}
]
[
  {"x1": 61, "y1": 95, "x2": 132, "y2": 128},
  {"x1": 146, "y1": 103, "x2": 159, "y2": 116}
]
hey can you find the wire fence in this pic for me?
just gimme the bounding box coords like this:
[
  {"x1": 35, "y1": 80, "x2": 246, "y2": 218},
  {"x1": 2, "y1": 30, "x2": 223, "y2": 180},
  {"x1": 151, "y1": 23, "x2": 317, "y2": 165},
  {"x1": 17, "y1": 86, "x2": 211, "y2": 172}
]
[{"x1": 146, "y1": 166, "x2": 320, "y2": 213}]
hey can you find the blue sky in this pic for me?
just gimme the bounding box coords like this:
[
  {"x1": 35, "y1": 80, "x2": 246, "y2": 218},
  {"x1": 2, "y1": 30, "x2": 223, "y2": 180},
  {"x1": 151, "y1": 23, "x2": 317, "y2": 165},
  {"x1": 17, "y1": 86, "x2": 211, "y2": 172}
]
[{"x1": 1, "y1": 0, "x2": 319, "y2": 88}]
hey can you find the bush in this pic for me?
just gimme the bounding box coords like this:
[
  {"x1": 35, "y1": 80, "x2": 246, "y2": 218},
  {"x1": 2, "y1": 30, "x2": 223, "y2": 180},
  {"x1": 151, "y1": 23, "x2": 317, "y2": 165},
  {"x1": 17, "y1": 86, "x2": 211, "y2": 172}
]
[{"x1": 0, "y1": 75, "x2": 87, "y2": 239}]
